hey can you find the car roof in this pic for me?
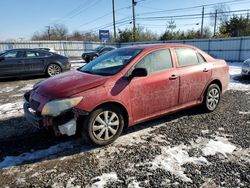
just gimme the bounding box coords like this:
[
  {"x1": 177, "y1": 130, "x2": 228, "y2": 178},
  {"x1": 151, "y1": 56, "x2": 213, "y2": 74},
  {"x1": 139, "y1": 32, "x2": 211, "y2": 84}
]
[
  {"x1": 4, "y1": 48, "x2": 53, "y2": 53},
  {"x1": 123, "y1": 43, "x2": 197, "y2": 50}
]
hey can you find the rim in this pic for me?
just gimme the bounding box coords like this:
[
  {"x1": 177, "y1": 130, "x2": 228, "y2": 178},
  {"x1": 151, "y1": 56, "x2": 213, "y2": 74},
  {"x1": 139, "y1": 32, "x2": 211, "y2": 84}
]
[
  {"x1": 206, "y1": 88, "x2": 220, "y2": 110},
  {"x1": 48, "y1": 64, "x2": 61, "y2": 76},
  {"x1": 92, "y1": 111, "x2": 120, "y2": 141}
]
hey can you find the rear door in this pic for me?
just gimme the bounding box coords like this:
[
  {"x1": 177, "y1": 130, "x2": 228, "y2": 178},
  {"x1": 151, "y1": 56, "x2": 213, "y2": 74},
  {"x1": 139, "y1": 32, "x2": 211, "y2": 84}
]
[
  {"x1": 0, "y1": 50, "x2": 25, "y2": 76},
  {"x1": 23, "y1": 50, "x2": 49, "y2": 74},
  {"x1": 174, "y1": 48, "x2": 212, "y2": 105},
  {"x1": 129, "y1": 48, "x2": 179, "y2": 123}
]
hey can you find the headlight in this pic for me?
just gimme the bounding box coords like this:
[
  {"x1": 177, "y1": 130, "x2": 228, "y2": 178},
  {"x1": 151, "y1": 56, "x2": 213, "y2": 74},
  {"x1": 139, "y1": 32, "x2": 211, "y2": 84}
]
[{"x1": 42, "y1": 96, "x2": 83, "y2": 116}]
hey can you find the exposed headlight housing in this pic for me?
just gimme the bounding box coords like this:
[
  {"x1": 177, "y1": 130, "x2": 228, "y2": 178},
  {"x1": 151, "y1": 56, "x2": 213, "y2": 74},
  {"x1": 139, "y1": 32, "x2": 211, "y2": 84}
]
[{"x1": 42, "y1": 96, "x2": 83, "y2": 116}]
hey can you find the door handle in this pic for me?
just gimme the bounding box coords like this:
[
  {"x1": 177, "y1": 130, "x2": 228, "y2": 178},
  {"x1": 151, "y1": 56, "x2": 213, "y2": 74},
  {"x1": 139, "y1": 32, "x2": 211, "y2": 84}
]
[
  {"x1": 169, "y1": 74, "x2": 178, "y2": 80},
  {"x1": 203, "y1": 68, "x2": 209, "y2": 72}
]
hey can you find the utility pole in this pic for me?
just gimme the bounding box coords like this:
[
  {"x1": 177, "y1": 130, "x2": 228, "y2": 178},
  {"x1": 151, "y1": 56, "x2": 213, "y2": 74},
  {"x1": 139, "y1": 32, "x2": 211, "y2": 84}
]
[
  {"x1": 213, "y1": 10, "x2": 218, "y2": 37},
  {"x1": 200, "y1": 6, "x2": 204, "y2": 38},
  {"x1": 112, "y1": 0, "x2": 116, "y2": 40},
  {"x1": 132, "y1": 0, "x2": 137, "y2": 42},
  {"x1": 46, "y1": 26, "x2": 51, "y2": 40}
]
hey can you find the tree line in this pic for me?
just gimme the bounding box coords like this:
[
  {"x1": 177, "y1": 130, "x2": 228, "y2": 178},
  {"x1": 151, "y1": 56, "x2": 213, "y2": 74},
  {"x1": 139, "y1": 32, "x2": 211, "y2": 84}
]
[{"x1": 31, "y1": 14, "x2": 250, "y2": 42}]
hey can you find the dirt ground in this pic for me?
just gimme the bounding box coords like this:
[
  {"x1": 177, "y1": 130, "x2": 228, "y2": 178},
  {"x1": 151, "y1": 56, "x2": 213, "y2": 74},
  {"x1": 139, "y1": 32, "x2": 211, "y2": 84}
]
[{"x1": 0, "y1": 63, "x2": 249, "y2": 187}]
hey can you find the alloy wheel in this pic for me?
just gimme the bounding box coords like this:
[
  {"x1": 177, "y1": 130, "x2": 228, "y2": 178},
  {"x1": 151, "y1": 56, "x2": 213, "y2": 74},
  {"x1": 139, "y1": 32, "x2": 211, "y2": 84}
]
[
  {"x1": 206, "y1": 87, "x2": 220, "y2": 111},
  {"x1": 47, "y1": 64, "x2": 61, "y2": 76},
  {"x1": 92, "y1": 111, "x2": 120, "y2": 141}
]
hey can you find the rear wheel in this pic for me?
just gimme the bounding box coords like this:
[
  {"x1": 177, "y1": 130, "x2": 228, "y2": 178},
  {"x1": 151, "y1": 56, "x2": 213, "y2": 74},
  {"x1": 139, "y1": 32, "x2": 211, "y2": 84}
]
[
  {"x1": 81, "y1": 105, "x2": 124, "y2": 146},
  {"x1": 203, "y1": 84, "x2": 221, "y2": 112},
  {"x1": 47, "y1": 64, "x2": 61, "y2": 77}
]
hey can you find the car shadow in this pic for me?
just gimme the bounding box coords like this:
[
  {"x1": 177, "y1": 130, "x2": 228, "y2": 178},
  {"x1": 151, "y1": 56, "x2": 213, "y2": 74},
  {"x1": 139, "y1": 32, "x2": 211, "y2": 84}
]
[{"x1": 0, "y1": 105, "x2": 205, "y2": 169}]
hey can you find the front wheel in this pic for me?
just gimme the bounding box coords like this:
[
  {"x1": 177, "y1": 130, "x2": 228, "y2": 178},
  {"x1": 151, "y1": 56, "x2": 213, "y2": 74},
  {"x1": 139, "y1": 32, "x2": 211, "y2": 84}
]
[
  {"x1": 47, "y1": 64, "x2": 61, "y2": 77},
  {"x1": 203, "y1": 84, "x2": 221, "y2": 112},
  {"x1": 81, "y1": 105, "x2": 124, "y2": 146}
]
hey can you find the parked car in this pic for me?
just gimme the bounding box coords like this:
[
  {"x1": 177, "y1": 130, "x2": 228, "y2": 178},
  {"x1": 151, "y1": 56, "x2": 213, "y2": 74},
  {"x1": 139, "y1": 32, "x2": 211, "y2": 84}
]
[
  {"x1": 241, "y1": 58, "x2": 250, "y2": 77},
  {"x1": 82, "y1": 46, "x2": 116, "y2": 63},
  {"x1": 24, "y1": 44, "x2": 229, "y2": 146},
  {"x1": 0, "y1": 48, "x2": 70, "y2": 78}
]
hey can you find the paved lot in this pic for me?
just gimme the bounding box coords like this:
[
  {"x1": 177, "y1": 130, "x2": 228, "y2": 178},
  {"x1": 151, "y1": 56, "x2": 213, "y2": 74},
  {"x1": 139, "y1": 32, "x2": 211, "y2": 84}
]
[{"x1": 0, "y1": 63, "x2": 249, "y2": 187}]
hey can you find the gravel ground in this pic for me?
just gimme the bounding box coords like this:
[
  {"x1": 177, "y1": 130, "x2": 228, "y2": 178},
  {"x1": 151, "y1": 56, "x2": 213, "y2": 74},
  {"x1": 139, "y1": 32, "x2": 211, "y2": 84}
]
[{"x1": 0, "y1": 63, "x2": 249, "y2": 187}]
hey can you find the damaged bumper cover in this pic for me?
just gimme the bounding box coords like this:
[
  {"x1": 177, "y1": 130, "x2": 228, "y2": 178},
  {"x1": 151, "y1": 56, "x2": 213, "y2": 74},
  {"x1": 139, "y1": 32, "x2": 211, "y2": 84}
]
[{"x1": 23, "y1": 102, "x2": 89, "y2": 136}]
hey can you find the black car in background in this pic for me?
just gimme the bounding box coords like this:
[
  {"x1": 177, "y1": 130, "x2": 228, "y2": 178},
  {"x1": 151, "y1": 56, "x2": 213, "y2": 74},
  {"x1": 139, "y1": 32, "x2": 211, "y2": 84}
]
[
  {"x1": 81, "y1": 46, "x2": 116, "y2": 63},
  {"x1": 0, "y1": 49, "x2": 70, "y2": 78}
]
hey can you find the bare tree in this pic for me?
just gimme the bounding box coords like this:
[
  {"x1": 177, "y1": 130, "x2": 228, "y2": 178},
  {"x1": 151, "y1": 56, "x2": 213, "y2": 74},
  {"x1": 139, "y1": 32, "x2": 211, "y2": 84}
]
[{"x1": 210, "y1": 4, "x2": 230, "y2": 26}]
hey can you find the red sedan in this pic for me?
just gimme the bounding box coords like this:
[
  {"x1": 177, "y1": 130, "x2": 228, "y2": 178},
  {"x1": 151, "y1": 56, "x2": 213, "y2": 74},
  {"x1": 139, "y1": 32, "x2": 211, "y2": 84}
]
[{"x1": 24, "y1": 44, "x2": 229, "y2": 145}]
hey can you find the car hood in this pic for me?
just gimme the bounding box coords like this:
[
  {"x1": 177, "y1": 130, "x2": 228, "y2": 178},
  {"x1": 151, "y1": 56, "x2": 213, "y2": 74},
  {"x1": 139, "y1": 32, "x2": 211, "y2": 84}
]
[{"x1": 35, "y1": 70, "x2": 108, "y2": 98}]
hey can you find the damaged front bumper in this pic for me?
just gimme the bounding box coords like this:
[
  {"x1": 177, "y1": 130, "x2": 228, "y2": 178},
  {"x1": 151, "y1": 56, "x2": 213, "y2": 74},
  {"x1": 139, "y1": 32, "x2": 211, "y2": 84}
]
[{"x1": 23, "y1": 102, "x2": 89, "y2": 136}]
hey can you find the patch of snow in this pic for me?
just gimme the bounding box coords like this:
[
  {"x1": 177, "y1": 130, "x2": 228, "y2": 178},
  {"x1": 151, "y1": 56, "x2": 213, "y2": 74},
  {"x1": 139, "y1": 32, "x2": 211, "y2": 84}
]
[
  {"x1": 201, "y1": 137, "x2": 236, "y2": 156},
  {"x1": 0, "y1": 86, "x2": 18, "y2": 94},
  {"x1": 150, "y1": 145, "x2": 209, "y2": 182},
  {"x1": 228, "y1": 82, "x2": 250, "y2": 91},
  {"x1": 87, "y1": 172, "x2": 119, "y2": 188},
  {"x1": 201, "y1": 129, "x2": 209, "y2": 134},
  {"x1": 11, "y1": 93, "x2": 24, "y2": 97},
  {"x1": 239, "y1": 111, "x2": 250, "y2": 115},
  {"x1": 66, "y1": 177, "x2": 80, "y2": 188},
  {"x1": 0, "y1": 101, "x2": 23, "y2": 119},
  {"x1": 228, "y1": 63, "x2": 250, "y2": 91},
  {"x1": 128, "y1": 180, "x2": 141, "y2": 188},
  {"x1": 31, "y1": 172, "x2": 40, "y2": 178},
  {"x1": 218, "y1": 127, "x2": 225, "y2": 131},
  {"x1": 0, "y1": 141, "x2": 75, "y2": 169},
  {"x1": 19, "y1": 84, "x2": 33, "y2": 92},
  {"x1": 71, "y1": 63, "x2": 85, "y2": 70}
]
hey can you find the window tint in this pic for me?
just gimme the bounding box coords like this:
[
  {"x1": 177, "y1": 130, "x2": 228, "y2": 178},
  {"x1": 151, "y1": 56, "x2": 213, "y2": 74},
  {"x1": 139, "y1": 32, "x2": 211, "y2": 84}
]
[
  {"x1": 175, "y1": 48, "x2": 200, "y2": 67},
  {"x1": 135, "y1": 49, "x2": 172, "y2": 74}
]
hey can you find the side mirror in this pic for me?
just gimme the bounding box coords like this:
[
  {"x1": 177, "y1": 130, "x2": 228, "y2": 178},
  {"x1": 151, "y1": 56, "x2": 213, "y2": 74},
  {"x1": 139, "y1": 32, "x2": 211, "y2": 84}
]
[{"x1": 128, "y1": 68, "x2": 148, "y2": 80}]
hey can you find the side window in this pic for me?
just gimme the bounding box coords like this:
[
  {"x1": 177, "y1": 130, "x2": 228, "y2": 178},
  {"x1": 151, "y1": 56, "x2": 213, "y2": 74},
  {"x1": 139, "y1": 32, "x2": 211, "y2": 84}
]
[
  {"x1": 135, "y1": 49, "x2": 173, "y2": 74},
  {"x1": 175, "y1": 48, "x2": 200, "y2": 67},
  {"x1": 25, "y1": 51, "x2": 38, "y2": 58},
  {"x1": 4, "y1": 51, "x2": 18, "y2": 58},
  {"x1": 37, "y1": 51, "x2": 51, "y2": 57}
]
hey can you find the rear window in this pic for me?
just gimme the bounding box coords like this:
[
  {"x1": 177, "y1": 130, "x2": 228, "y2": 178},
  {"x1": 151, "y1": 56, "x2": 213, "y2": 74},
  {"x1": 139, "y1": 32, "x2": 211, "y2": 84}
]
[{"x1": 175, "y1": 48, "x2": 200, "y2": 67}]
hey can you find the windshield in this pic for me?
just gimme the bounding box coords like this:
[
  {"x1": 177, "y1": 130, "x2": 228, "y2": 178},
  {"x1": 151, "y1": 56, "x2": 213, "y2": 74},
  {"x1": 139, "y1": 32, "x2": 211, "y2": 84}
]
[
  {"x1": 79, "y1": 48, "x2": 142, "y2": 76},
  {"x1": 94, "y1": 46, "x2": 103, "y2": 52}
]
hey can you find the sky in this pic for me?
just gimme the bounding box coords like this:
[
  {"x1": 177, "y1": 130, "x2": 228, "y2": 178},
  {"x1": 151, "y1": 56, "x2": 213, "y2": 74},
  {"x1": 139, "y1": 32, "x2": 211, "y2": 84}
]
[{"x1": 0, "y1": 0, "x2": 249, "y2": 41}]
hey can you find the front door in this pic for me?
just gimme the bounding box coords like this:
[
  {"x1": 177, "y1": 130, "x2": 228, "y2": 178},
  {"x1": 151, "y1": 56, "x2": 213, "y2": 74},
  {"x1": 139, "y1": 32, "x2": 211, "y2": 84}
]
[
  {"x1": 129, "y1": 48, "x2": 179, "y2": 123},
  {"x1": 0, "y1": 50, "x2": 25, "y2": 77}
]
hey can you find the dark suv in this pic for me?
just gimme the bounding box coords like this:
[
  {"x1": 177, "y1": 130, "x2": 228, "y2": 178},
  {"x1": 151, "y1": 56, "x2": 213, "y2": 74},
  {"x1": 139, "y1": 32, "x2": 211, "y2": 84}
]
[{"x1": 82, "y1": 46, "x2": 116, "y2": 63}]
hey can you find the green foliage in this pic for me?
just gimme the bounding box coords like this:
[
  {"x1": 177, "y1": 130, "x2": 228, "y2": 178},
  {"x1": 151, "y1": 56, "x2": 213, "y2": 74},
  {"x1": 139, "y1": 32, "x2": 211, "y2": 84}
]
[
  {"x1": 117, "y1": 26, "x2": 158, "y2": 42},
  {"x1": 219, "y1": 15, "x2": 250, "y2": 37}
]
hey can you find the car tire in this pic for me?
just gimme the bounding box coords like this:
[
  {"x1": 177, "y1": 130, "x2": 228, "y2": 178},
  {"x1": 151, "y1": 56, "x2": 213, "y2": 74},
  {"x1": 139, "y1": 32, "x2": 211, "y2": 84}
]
[
  {"x1": 47, "y1": 64, "x2": 62, "y2": 77},
  {"x1": 81, "y1": 105, "x2": 124, "y2": 146},
  {"x1": 203, "y1": 84, "x2": 221, "y2": 112}
]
